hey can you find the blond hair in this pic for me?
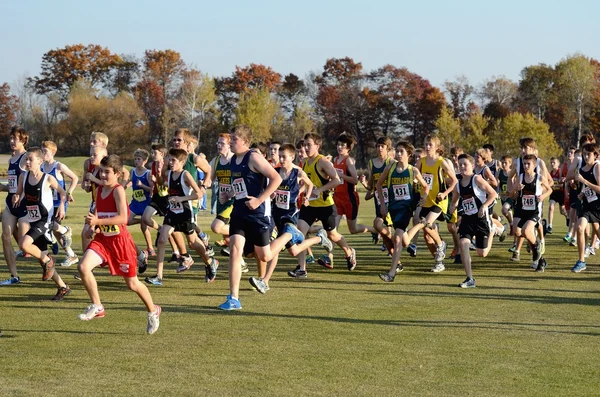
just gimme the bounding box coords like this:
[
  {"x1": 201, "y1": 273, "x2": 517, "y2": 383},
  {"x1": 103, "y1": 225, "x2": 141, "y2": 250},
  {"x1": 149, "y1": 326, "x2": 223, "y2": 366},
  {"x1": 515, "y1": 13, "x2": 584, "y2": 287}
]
[
  {"x1": 41, "y1": 140, "x2": 58, "y2": 155},
  {"x1": 90, "y1": 131, "x2": 109, "y2": 147}
]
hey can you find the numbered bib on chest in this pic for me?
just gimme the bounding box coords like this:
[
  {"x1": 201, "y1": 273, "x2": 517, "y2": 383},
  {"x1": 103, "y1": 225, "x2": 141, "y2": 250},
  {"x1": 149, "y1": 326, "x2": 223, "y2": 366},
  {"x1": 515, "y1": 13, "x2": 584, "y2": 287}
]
[
  {"x1": 423, "y1": 173, "x2": 434, "y2": 190},
  {"x1": 522, "y1": 195, "x2": 536, "y2": 211},
  {"x1": 219, "y1": 183, "x2": 231, "y2": 195},
  {"x1": 133, "y1": 189, "x2": 146, "y2": 202},
  {"x1": 392, "y1": 184, "x2": 410, "y2": 201},
  {"x1": 583, "y1": 186, "x2": 598, "y2": 203},
  {"x1": 8, "y1": 175, "x2": 17, "y2": 194},
  {"x1": 169, "y1": 201, "x2": 184, "y2": 214},
  {"x1": 26, "y1": 205, "x2": 41, "y2": 222},
  {"x1": 376, "y1": 189, "x2": 389, "y2": 205},
  {"x1": 232, "y1": 178, "x2": 248, "y2": 199},
  {"x1": 274, "y1": 190, "x2": 290, "y2": 210},
  {"x1": 99, "y1": 224, "x2": 120, "y2": 236},
  {"x1": 552, "y1": 179, "x2": 561, "y2": 191},
  {"x1": 462, "y1": 198, "x2": 478, "y2": 216}
]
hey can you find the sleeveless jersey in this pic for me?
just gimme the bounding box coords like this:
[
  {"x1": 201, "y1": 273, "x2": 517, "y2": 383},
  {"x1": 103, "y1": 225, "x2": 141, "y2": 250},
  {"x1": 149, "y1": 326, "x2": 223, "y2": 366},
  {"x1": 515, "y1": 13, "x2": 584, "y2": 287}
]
[
  {"x1": 23, "y1": 172, "x2": 54, "y2": 226},
  {"x1": 302, "y1": 154, "x2": 334, "y2": 207},
  {"x1": 419, "y1": 157, "x2": 448, "y2": 212},
  {"x1": 550, "y1": 169, "x2": 563, "y2": 192},
  {"x1": 215, "y1": 154, "x2": 234, "y2": 209},
  {"x1": 333, "y1": 156, "x2": 356, "y2": 198},
  {"x1": 273, "y1": 167, "x2": 300, "y2": 218},
  {"x1": 578, "y1": 161, "x2": 600, "y2": 210},
  {"x1": 167, "y1": 170, "x2": 194, "y2": 217},
  {"x1": 516, "y1": 173, "x2": 542, "y2": 214},
  {"x1": 487, "y1": 159, "x2": 498, "y2": 176},
  {"x1": 87, "y1": 162, "x2": 101, "y2": 212},
  {"x1": 7, "y1": 152, "x2": 26, "y2": 198},
  {"x1": 41, "y1": 161, "x2": 66, "y2": 208},
  {"x1": 385, "y1": 163, "x2": 414, "y2": 213},
  {"x1": 458, "y1": 175, "x2": 487, "y2": 219},
  {"x1": 498, "y1": 169, "x2": 509, "y2": 198},
  {"x1": 230, "y1": 150, "x2": 271, "y2": 219},
  {"x1": 95, "y1": 185, "x2": 130, "y2": 237},
  {"x1": 516, "y1": 157, "x2": 541, "y2": 176},
  {"x1": 151, "y1": 161, "x2": 168, "y2": 197},
  {"x1": 130, "y1": 168, "x2": 151, "y2": 212},
  {"x1": 184, "y1": 153, "x2": 199, "y2": 183},
  {"x1": 369, "y1": 157, "x2": 391, "y2": 206}
]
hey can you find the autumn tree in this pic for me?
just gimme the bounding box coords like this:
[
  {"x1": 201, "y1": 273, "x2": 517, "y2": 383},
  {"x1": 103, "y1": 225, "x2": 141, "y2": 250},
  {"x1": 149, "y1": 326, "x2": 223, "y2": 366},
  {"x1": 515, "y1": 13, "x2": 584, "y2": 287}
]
[
  {"x1": 517, "y1": 64, "x2": 555, "y2": 120},
  {"x1": 0, "y1": 83, "x2": 19, "y2": 151},
  {"x1": 172, "y1": 69, "x2": 219, "y2": 146},
  {"x1": 555, "y1": 54, "x2": 598, "y2": 145},
  {"x1": 136, "y1": 49, "x2": 186, "y2": 143},
  {"x1": 29, "y1": 44, "x2": 123, "y2": 100},
  {"x1": 462, "y1": 112, "x2": 489, "y2": 152},
  {"x1": 60, "y1": 80, "x2": 148, "y2": 155},
  {"x1": 444, "y1": 75, "x2": 476, "y2": 120}
]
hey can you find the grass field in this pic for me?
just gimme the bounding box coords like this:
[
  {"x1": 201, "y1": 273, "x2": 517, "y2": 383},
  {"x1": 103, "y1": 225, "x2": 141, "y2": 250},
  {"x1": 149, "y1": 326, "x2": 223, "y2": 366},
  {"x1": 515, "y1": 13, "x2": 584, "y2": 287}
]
[{"x1": 1, "y1": 177, "x2": 600, "y2": 396}]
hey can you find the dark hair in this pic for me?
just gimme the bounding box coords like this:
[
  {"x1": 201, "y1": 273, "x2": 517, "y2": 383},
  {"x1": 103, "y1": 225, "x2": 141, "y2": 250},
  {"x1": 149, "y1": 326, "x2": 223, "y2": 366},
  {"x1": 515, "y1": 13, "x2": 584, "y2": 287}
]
[
  {"x1": 458, "y1": 153, "x2": 474, "y2": 164},
  {"x1": 279, "y1": 143, "x2": 296, "y2": 156},
  {"x1": 295, "y1": 140, "x2": 304, "y2": 150},
  {"x1": 250, "y1": 142, "x2": 268, "y2": 156},
  {"x1": 151, "y1": 143, "x2": 168, "y2": 156},
  {"x1": 482, "y1": 143, "x2": 495, "y2": 152},
  {"x1": 520, "y1": 138, "x2": 536, "y2": 149},
  {"x1": 26, "y1": 147, "x2": 43, "y2": 161},
  {"x1": 395, "y1": 141, "x2": 414, "y2": 157},
  {"x1": 100, "y1": 154, "x2": 123, "y2": 173},
  {"x1": 169, "y1": 148, "x2": 188, "y2": 163},
  {"x1": 579, "y1": 133, "x2": 595, "y2": 146},
  {"x1": 269, "y1": 141, "x2": 282, "y2": 147},
  {"x1": 522, "y1": 154, "x2": 537, "y2": 162},
  {"x1": 336, "y1": 132, "x2": 356, "y2": 149},
  {"x1": 450, "y1": 146, "x2": 463, "y2": 156},
  {"x1": 10, "y1": 126, "x2": 29, "y2": 147},
  {"x1": 303, "y1": 132, "x2": 322, "y2": 146},
  {"x1": 582, "y1": 143, "x2": 600, "y2": 157},
  {"x1": 376, "y1": 136, "x2": 392, "y2": 151},
  {"x1": 501, "y1": 155, "x2": 513, "y2": 162}
]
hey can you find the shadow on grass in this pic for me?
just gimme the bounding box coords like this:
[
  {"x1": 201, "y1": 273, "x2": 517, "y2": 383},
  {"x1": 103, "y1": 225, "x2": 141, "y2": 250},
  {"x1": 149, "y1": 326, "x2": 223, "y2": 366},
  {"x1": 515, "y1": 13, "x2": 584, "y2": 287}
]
[{"x1": 0, "y1": 328, "x2": 126, "y2": 336}]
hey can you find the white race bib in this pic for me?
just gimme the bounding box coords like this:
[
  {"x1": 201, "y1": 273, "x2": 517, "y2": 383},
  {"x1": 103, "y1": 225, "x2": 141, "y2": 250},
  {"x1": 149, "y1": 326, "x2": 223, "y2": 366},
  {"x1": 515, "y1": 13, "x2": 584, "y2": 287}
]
[
  {"x1": 219, "y1": 183, "x2": 231, "y2": 195},
  {"x1": 462, "y1": 197, "x2": 478, "y2": 216},
  {"x1": 423, "y1": 173, "x2": 434, "y2": 190},
  {"x1": 7, "y1": 175, "x2": 17, "y2": 194},
  {"x1": 392, "y1": 184, "x2": 410, "y2": 201},
  {"x1": 274, "y1": 190, "x2": 290, "y2": 210},
  {"x1": 26, "y1": 205, "x2": 41, "y2": 222},
  {"x1": 169, "y1": 201, "x2": 184, "y2": 214},
  {"x1": 522, "y1": 194, "x2": 536, "y2": 211},
  {"x1": 376, "y1": 189, "x2": 389, "y2": 205},
  {"x1": 232, "y1": 178, "x2": 248, "y2": 199},
  {"x1": 583, "y1": 186, "x2": 598, "y2": 203}
]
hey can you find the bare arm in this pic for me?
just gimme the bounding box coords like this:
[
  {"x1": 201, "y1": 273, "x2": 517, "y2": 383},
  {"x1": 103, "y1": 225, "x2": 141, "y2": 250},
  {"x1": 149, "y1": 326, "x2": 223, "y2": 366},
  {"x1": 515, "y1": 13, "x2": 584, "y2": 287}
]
[
  {"x1": 484, "y1": 167, "x2": 498, "y2": 188},
  {"x1": 195, "y1": 154, "x2": 212, "y2": 188},
  {"x1": 57, "y1": 163, "x2": 79, "y2": 200},
  {"x1": 315, "y1": 157, "x2": 342, "y2": 195},
  {"x1": 297, "y1": 169, "x2": 313, "y2": 208},
  {"x1": 47, "y1": 175, "x2": 66, "y2": 220},
  {"x1": 375, "y1": 164, "x2": 392, "y2": 216},
  {"x1": 439, "y1": 159, "x2": 457, "y2": 200},
  {"x1": 342, "y1": 157, "x2": 359, "y2": 185}
]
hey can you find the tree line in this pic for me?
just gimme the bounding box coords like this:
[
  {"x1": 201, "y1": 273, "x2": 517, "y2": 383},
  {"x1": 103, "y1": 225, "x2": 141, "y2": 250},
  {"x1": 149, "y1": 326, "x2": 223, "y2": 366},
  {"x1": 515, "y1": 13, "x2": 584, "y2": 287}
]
[{"x1": 1, "y1": 44, "x2": 598, "y2": 163}]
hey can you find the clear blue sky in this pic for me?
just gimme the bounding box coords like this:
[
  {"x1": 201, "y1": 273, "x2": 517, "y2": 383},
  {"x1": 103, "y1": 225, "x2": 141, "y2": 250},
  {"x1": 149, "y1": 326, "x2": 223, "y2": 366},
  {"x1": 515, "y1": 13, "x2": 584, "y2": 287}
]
[{"x1": 2, "y1": 0, "x2": 599, "y2": 89}]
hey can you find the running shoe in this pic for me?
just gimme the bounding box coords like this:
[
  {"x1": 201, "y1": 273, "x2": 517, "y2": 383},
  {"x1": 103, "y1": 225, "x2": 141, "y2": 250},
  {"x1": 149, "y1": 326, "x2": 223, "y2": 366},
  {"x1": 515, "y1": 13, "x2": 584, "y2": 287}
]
[
  {"x1": 283, "y1": 223, "x2": 305, "y2": 246},
  {"x1": 431, "y1": 262, "x2": 445, "y2": 273},
  {"x1": 346, "y1": 248, "x2": 357, "y2": 271},
  {"x1": 316, "y1": 229, "x2": 333, "y2": 252},
  {"x1": 318, "y1": 254, "x2": 333, "y2": 269},
  {"x1": 218, "y1": 295, "x2": 242, "y2": 311},
  {"x1": 147, "y1": 305, "x2": 161, "y2": 335},
  {"x1": 287, "y1": 267, "x2": 307, "y2": 278},
  {"x1": 572, "y1": 260, "x2": 586, "y2": 273},
  {"x1": 60, "y1": 255, "x2": 79, "y2": 267},
  {"x1": 378, "y1": 273, "x2": 395, "y2": 282},
  {"x1": 0, "y1": 276, "x2": 20, "y2": 286},
  {"x1": 144, "y1": 275, "x2": 163, "y2": 286},
  {"x1": 78, "y1": 304, "x2": 105, "y2": 321},
  {"x1": 52, "y1": 285, "x2": 71, "y2": 301},
  {"x1": 407, "y1": 244, "x2": 417, "y2": 257},
  {"x1": 249, "y1": 277, "x2": 269, "y2": 294},
  {"x1": 305, "y1": 254, "x2": 315, "y2": 264},
  {"x1": 459, "y1": 278, "x2": 476, "y2": 288},
  {"x1": 434, "y1": 241, "x2": 447, "y2": 262}
]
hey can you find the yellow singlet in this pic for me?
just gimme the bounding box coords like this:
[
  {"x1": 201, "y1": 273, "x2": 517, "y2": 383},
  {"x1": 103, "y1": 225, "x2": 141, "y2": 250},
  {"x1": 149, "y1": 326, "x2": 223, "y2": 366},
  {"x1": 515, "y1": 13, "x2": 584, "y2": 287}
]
[
  {"x1": 418, "y1": 157, "x2": 448, "y2": 213},
  {"x1": 302, "y1": 154, "x2": 335, "y2": 207}
]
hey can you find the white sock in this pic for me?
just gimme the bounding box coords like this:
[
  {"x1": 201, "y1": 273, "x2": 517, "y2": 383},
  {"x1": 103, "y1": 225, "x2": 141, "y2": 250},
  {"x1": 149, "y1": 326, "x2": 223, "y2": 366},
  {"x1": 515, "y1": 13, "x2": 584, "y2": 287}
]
[{"x1": 66, "y1": 247, "x2": 75, "y2": 257}]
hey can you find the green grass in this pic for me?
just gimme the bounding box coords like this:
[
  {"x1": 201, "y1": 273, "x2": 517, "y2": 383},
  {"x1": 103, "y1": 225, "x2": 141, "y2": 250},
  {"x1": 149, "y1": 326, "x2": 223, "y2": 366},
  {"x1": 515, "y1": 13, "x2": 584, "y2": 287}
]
[{"x1": 1, "y1": 186, "x2": 600, "y2": 396}]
